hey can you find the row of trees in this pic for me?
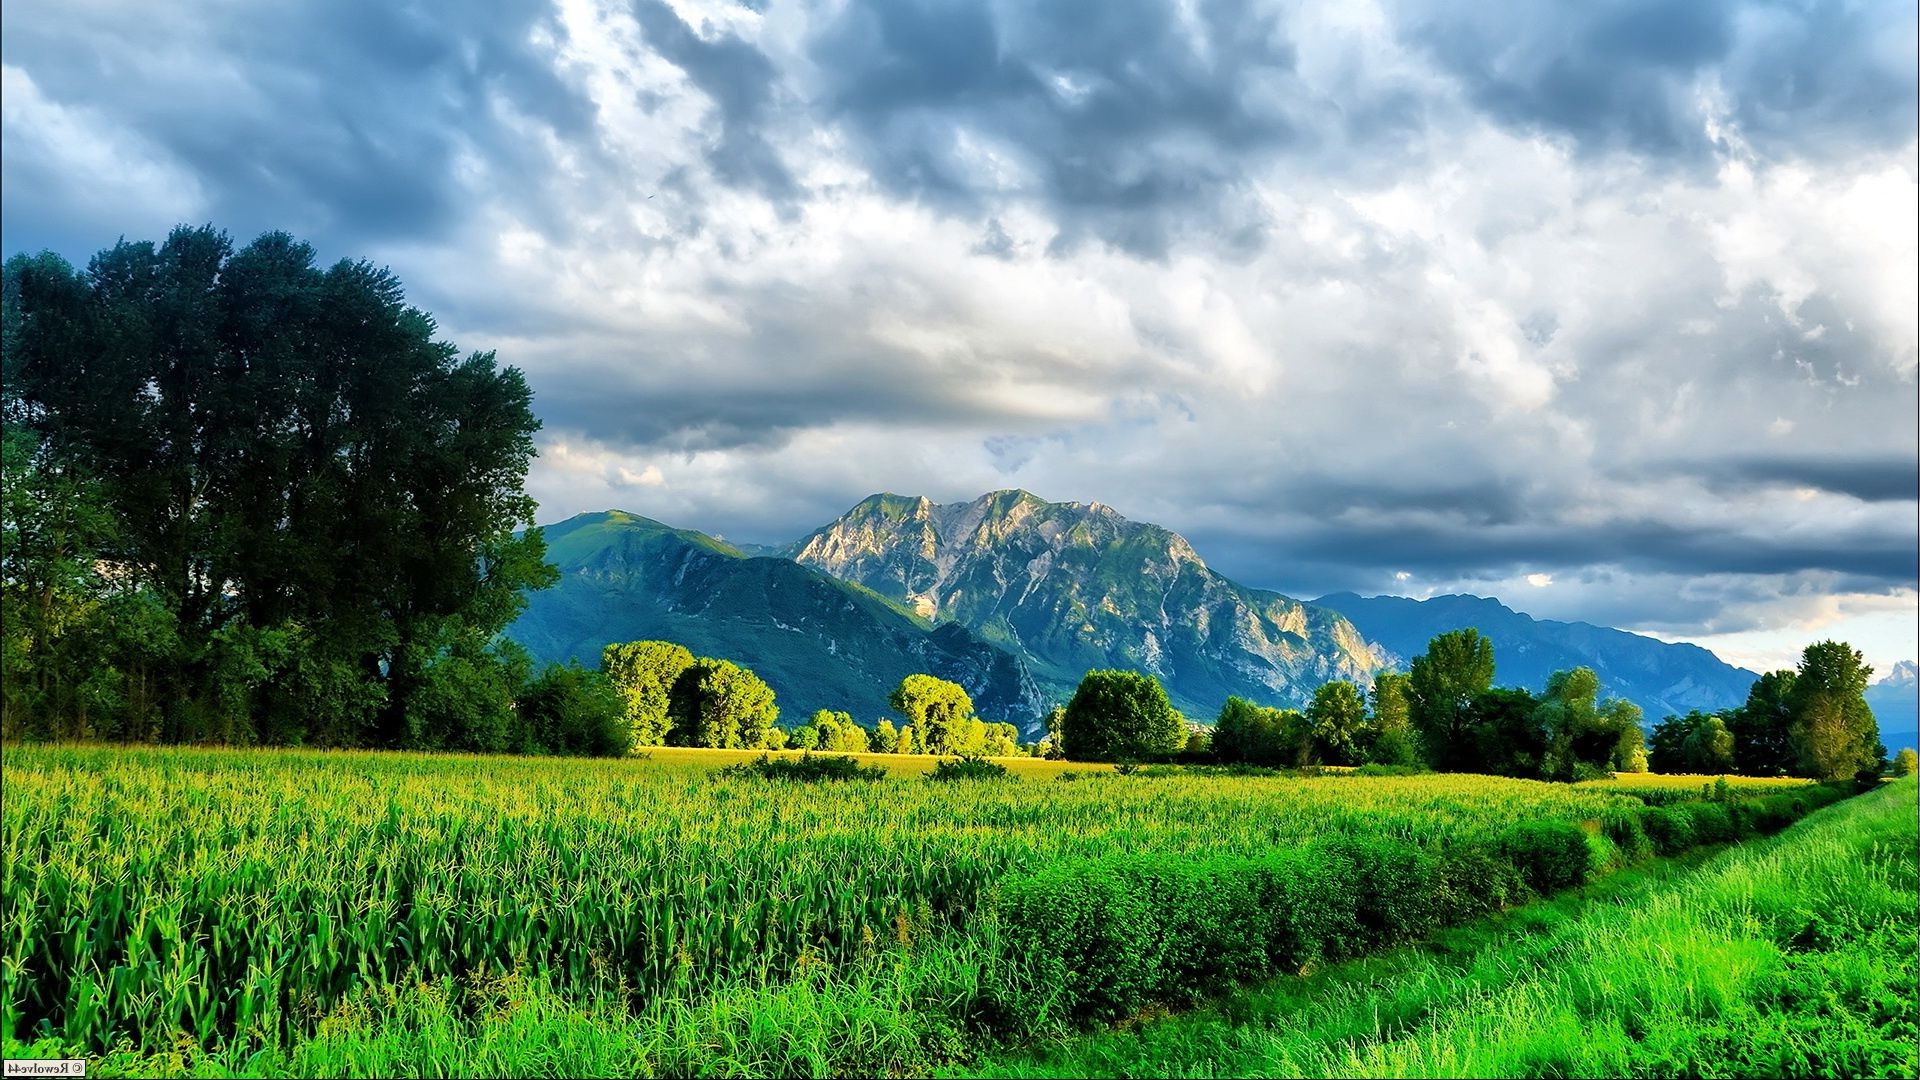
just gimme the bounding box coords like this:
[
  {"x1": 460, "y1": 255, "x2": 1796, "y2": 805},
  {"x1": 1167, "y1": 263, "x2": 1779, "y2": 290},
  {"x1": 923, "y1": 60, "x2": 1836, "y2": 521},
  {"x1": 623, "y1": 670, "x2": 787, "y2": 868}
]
[
  {"x1": 597, "y1": 641, "x2": 1024, "y2": 755},
  {"x1": 1044, "y1": 629, "x2": 1887, "y2": 783},
  {"x1": 1, "y1": 228, "x2": 636, "y2": 755},
  {"x1": 1647, "y1": 640, "x2": 1887, "y2": 781}
]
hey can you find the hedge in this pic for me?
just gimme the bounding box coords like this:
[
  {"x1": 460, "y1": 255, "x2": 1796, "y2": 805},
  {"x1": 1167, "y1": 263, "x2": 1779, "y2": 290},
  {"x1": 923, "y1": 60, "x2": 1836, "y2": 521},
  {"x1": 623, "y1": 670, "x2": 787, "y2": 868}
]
[{"x1": 993, "y1": 782, "x2": 1855, "y2": 1026}]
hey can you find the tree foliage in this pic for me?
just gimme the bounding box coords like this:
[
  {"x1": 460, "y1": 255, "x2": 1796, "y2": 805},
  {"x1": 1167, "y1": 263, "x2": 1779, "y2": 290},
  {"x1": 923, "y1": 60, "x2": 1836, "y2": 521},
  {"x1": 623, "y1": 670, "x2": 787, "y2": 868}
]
[
  {"x1": 1726, "y1": 671, "x2": 1796, "y2": 776},
  {"x1": 1785, "y1": 640, "x2": 1882, "y2": 781},
  {"x1": 1407, "y1": 629, "x2": 1496, "y2": 770},
  {"x1": 2, "y1": 228, "x2": 566, "y2": 749},
  {"x1": 888, "y1": 674, "x2": 979, "y2": 755},
  {"x1": 1061, "y1": 670, "x2": 1186, "y2": 762},
  {"x1": 669, "y1": 658, "x2": 780, "y2": 749},
  {"x1": 1306, "y1": 680, "x2": 1367, "y2": 765},
  {"x1": 602, "y1": 640, "x2": 695, "y2": 747}
]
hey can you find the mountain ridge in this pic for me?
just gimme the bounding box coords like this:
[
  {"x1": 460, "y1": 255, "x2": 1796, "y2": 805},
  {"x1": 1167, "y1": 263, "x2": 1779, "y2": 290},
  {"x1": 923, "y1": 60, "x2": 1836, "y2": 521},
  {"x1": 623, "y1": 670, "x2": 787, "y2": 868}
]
[
  {"x1": 784, "y1": 489, "x2": 1380, "y2": 718},
  {"x1": 507, "y1": 510, "x2": 1048, "y2": 733}
]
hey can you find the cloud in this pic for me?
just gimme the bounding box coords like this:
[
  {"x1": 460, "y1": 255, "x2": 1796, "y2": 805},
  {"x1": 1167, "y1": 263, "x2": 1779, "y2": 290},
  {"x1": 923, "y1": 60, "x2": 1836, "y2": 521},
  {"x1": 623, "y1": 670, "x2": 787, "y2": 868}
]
[{"x1": 2, "y1": 0, "x2": 1913, "y2": 652}]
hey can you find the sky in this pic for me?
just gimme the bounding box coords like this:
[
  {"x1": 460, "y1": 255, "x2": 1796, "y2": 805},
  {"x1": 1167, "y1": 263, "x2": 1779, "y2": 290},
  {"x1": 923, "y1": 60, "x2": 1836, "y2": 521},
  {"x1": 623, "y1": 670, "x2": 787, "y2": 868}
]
[{"x1": 3, "y1": 0, "x2": 1916, "y2": 677}]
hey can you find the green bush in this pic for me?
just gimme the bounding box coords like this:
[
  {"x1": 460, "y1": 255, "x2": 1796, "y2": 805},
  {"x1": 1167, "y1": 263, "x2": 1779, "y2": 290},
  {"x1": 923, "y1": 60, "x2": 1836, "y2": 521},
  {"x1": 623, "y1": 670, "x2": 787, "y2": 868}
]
[
  {"x1": 714, "y1": 753, "x2": 887, "y2": 783},
  {"x1": 1641, "y1": 805, "x2": 1697, "y2": 854},
  {"x1": 1494, "y1": 821, "x2": 1592, "y2": 894},
  {"x1": 927, "y1": 756, "x2": 1011, "y2": 782},
  {"x1": 1598, "y1": 805, "x2": 1652, "y2": 862},
  {"x1": 1685, "y1": 801, "x2": 1737, "y2": 844}
]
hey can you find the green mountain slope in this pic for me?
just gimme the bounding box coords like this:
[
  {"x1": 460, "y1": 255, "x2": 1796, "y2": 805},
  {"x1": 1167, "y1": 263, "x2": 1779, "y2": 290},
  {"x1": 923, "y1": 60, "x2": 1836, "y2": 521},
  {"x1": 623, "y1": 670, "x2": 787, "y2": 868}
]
[
  {"x1": 784, "y1": 490, "x2": 1381, "y2": 718},
  {"x1": 507, "y1": 511, "x2": 1046, "y2": 732}
]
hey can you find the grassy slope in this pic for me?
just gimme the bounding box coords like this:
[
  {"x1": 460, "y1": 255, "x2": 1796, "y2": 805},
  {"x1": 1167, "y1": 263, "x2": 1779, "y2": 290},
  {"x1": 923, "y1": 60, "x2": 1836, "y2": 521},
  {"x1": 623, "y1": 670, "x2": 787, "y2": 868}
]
[{"x1": 966, "y1": 776, "x2": 1918, "y2": 1079}]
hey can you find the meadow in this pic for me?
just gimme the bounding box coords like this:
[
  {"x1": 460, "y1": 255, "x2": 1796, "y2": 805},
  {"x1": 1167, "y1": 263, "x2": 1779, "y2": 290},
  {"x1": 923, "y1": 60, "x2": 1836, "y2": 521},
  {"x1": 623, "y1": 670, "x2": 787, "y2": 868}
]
[
  {"x1": 0, "y1": 745, "x2": 1859, "y2": 1077},
  {"x1": 973, "y1": 773, "x2": 1918, "y2": 1079}
]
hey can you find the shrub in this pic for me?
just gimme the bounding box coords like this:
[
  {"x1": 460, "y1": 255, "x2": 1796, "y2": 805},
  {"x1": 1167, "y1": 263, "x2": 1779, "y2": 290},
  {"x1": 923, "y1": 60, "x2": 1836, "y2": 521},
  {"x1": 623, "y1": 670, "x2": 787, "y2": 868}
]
[
  {"x1": 1685, "y1": 801, "x2": 1736, "y2": 844},
  {"x1": 1495, "y1": 820, "x2": 1592, "y2": 894},
  {"x1": 714, "y1": 753, "x2": 887, "y2": 783},
  {"x1": 1641, "y1": 805, "x2": 1697, "y2": 855},
  {"x1": 1431, "y1": 846, "x2": 1529, "y2": 923},
  {"x1": 927, "y1": 756, "x2": 1011, "y2": 782},
  {"x1": 1598, "y1": 805, "x2": 1652, "y2": 863}
]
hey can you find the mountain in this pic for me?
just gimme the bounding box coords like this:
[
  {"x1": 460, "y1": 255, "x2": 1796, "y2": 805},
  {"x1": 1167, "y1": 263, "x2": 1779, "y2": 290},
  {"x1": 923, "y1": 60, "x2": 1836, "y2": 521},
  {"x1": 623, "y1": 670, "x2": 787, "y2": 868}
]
[
  {"x1": 1867, "y1": 661, "x2": 1918, "y2": 752},
  {"x1": 507, "y1": 511, "x2": 1047, "y2": 733},
  {"x1": 1312, "y1": 592, "x2": 1760, "y2": 719},
  {"x1": 784, "y1": 490, "x2": 1379, "y2": 719}
]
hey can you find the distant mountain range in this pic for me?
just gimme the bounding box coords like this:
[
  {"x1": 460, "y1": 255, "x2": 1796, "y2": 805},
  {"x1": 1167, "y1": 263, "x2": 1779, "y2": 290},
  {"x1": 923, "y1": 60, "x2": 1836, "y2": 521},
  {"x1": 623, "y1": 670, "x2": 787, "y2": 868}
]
[
  {"x1": 509, "y1": 511, "x2": 1044, "y2": 732},
  {"x1": 509, "y1": 491, "x2": 1808, "y2": 738},
  {"x1": 1313, "y1": 592, "x2": 1760, "y2": 720},
  {"x1": 1867, "y1": 660, "x2": 1918, "y2": 753}
]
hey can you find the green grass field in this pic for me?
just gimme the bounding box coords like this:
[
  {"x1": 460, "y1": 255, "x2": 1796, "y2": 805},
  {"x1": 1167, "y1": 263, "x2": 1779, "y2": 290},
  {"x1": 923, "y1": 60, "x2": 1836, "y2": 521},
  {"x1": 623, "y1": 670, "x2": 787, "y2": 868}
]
[
  {"x1": 968, "y1": 774, "x2": 1918, "y2": 1079},
  {"x1": 0, "y1": 745, "x2": 1883, "y2": 1078}
]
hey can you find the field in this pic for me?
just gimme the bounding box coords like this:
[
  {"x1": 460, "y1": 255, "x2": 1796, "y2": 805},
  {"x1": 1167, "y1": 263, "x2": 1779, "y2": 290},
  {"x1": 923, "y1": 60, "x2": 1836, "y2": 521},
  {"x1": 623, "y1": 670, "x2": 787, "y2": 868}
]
[
  {"x1": 973, "y1": 774, "x2": 1918, "y2": 1078},
  {"x1": 0, "y1": 745, "x2": 1865, "y2": 1077}
]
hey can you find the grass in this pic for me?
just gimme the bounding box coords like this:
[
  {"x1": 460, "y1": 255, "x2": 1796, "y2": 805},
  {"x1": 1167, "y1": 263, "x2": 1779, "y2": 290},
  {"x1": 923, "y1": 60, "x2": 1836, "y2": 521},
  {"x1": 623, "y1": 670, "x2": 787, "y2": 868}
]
[
  {"x1": 641, "y1": 743, "x2": 1109, "y2": 778},
  {"x1": 0, "y1": 744, "x2": 1867, "y2": 1077},
  {"x1": 964, "y1": 774, "x2": 1918, "y2": 1079}
]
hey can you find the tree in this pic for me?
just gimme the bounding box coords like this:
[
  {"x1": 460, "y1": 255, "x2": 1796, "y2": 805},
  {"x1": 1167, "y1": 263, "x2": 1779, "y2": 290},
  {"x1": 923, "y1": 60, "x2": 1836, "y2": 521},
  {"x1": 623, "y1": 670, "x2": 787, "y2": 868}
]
[
  {"x1": 1893, "y1": 748, "x2": 1917, "y2": 777},
  {"x1": 1407, "y1": 629, "x2": 1496, "y2": 771},
  {"x1": 1682, "y1": 713, "x2": 1736, "y2": 774},
  {"x1": 1535, "y1": 668, "x2": 1643, "y2": 781},
  {"x1": 1727, "y1": 671, "x2": 1796, "y2": 776},
  {"x1": 1786, "y1": 641, "x2": 1882, "y2": 782},
  {"x1": 979, "y1": 721, "x2": 1021, "y2": 757},
  {"x1": 889, "y1": 674, "x2": 980, "y2": 755},
  {"x1": 1649, "y1": 713, "x2": 1692, "y2": 773},
  {"x1": 668, "y1": 658, "x2": 779, "y2": 749},
  {"x1": 1212, "y1": 696, "x2": 1308, "y2": 767},
  {"x1": 1307, "y1": 680, "x2": 1368, "y2": 765},
  {"x1": 518, "y1": 662, "x2": 630, "y2": 757},
  {"x1": 1043, "y1": 705, "x2": 1067, "y2": 759},
  {"x1": 2, "y1": 229, "x2": 554, "y2": 747},
  {"x1": 1366, "y1": 672, "x2": 1422, "y2": 767},
  {"x1": 602, "y1": 640, "x2": 695, "y2": 746},
  {"x1": 1060, "y1": 669, "x2": 1185, "y2": 762},
  {"x1": 1468, "y1": 687, "x2": 1546, "y2": 779},
  {"x1": 809, "y1": 710, "x2": 870, "y2": 753},
  {"x1": 869, "y1": 718, "x2": 902, "y2": 754}
]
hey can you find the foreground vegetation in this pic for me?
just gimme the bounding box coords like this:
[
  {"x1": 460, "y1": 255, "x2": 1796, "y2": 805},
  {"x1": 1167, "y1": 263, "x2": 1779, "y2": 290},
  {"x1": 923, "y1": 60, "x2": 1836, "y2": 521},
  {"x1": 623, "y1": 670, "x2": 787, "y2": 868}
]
[
  {"x1": 2, "y1": 745, "x2": 1859, "y2": 1077},
  {"x1": 971, "y1": 774, "x2": 1917, "y2": 1079}
]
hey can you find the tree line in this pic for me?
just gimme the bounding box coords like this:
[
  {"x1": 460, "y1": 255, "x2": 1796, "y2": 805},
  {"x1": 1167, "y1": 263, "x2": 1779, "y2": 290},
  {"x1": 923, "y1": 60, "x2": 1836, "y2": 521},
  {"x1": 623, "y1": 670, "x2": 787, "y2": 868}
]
[
  {"x1": 1045, "y1": 628, "x2": 1888, "y2": 784},
  {"x1": 597, "y1": 642, "x2": 1023, "y2": 756}
]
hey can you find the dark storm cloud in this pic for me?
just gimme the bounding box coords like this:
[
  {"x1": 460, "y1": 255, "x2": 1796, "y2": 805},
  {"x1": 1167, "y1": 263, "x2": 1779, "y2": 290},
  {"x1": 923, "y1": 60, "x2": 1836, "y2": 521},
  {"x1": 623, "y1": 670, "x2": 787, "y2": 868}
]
[
  {"x1": 808, "y1": 0, "x2": 1310, "y2": 257},
  {"x1": 0, "y1": 0, "x2": 595, "y2": 260},
  {"x1": 1671, "y1": 455, "x2": 1920, "y2": 503},
  {"x1": 1397, "y1": 0, "x2": 1917, "y2": 163}
]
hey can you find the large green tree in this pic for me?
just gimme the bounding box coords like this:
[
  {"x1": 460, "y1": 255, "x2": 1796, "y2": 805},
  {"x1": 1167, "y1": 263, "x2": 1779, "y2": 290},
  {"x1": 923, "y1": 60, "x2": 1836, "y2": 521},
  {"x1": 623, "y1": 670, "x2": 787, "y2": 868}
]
[
  {"x1": 2, "y1": 228, "x2": 553, "y2": 747},
  {"x1": 669, "y1": 658, "x2": 780, "y2": 749},
  {"x1": 1061, "y1": 669, "x2": 1186, "y2": 762},
  {"x1": 1786, "y1": 641, "x2": 1882, "y2": 781},
  {"x1": 1366, "y1": 671, "x2": 1422, "y2": 767},
  {"x1": 889, "y1": 674, "x2": 982, "y2": 755},
  {"x1": 1727, "y1": 670, "x2": 1798, "y2": 776},
  {"x1": 1306, "y1": 680, "x2": 1368, "y2": 766},
  {"x1": 1407, "y1": 629, "x2": 1496, "y2": 770},
  {"x1": 1535, "y1": 667, "x2": 1644, "y2": 780},
  {"x1": 602, "y1": 640, "x2": 696, "y2": 746}
]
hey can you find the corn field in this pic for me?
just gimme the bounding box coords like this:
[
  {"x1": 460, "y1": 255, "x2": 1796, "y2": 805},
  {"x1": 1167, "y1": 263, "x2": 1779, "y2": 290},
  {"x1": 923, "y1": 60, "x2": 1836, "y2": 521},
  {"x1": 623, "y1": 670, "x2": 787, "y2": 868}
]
[{"x1": 0, "y1": 745, "x2": 1815, "y2": 1062}]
